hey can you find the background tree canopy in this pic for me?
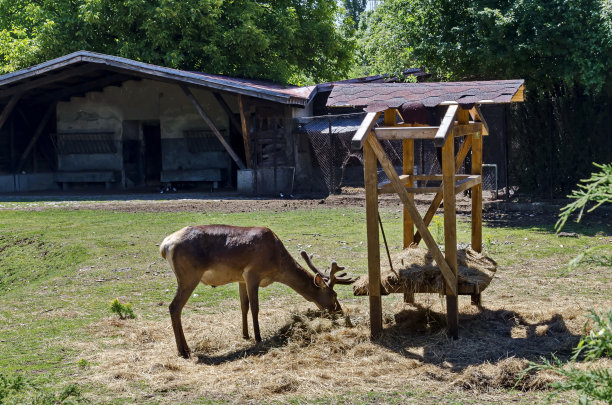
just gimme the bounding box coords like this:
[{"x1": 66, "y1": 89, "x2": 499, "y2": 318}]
[
  {"x1": 0, "y1": 0, "x2": 354, "y2": 84},
  {"x1": 356, "y1": 0, "x2": 612, "y2": 197}
]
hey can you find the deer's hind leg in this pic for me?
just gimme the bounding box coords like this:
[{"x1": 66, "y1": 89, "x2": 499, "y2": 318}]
[
  {"x1": 169, "y1": 272, "x2": 201, "y2": 358},
  {"x1": 239, "y1": 282, "x2": 250, "y2": 339},
  {"x1": 243, "y1": 272, "x2": 262, "y2": 342}
]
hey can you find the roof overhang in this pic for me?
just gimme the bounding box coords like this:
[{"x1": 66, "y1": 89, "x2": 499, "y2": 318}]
[{"x1": 0, "y1": 51, "x2": 313, "y2": 106}]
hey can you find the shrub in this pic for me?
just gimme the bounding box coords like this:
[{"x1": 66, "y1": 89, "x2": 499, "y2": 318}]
[{"x1": 109, "y1": 298, "x2": 136, "y2": 320}]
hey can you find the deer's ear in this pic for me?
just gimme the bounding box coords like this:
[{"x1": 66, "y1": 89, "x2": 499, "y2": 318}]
[{"x1": 314, "y1": 274, "x2": 325, "y2": 287}]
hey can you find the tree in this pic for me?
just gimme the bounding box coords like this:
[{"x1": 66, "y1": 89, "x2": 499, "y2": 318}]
[
  {"x1": 355, "y1": 0, "x2": 612, "y2": 196},
  {"x1": 0, "y1": 0, "x2": 354, "y2": 84}
]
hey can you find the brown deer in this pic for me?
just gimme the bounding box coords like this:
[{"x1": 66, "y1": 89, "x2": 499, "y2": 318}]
[{"x1": 160, "y1": 224, "x2": 354, "y2": 358}]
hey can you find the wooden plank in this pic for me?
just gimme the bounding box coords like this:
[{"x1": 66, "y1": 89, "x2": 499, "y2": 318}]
[
  {"x1": 378, "y1": 185, "x2": 442, "y2": 194},
  {"x1": 0, "y1": 92, "x2": 22, "y2": 133},
  {"x1": 454, "y1": 175, "x2": 481, "y2": 194},
  {"x1": 16, "y1": 102, "x2": 56, "y2": 172},
  {"x1": 403, "y1": 138, "x2": 414, "y2": 247},
  {"x1": 457, "y1": 108, "x2": 470, "y2": 124},
  {"x1": 374, "y1": 126, "x2": 438, "y2": 140},
  {"x1": 472, "y1": 131, "x2": 483, "y2": 253},
  {"x1": 366, "y1": 134, "x2": 457, "y2": 294},
  {"x1": 434, "y1": 105, "x2": 458, "y2": 147},
  {"x1": 238, "y1": 95, "x2": 253, "y2": 169},
  {"x1": 413, "y1": 135, "x2": 473, "y2": 244},
  {"x1": 364, "y1": 138, "x2": 382, "y2": 338},
  {"x1": 351, "y1": 112, "x2": 380, "y2": 151},
  {"x1": 182, "y1": 86, "x2": 246, "y2": 170},
  {"x1": 442, "y1": 135, "x2": 459, "y2": 338},
  {"x1": 469, "y1": 107, "x2": 489, "y2": 136},
  {"x1": 453, "y1": 122, "x2": 484, "y2": 137}
]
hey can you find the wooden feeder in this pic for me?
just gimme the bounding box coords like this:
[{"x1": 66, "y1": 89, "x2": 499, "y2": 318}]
[{"x1": 327, "y1": 80, "x2": 525, "y2": 338}]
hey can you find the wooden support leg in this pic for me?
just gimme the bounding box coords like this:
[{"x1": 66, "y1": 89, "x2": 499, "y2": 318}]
[
  {"x1": 364, "y1": 140, "x2": 382, "y2": 338},
  {"x1": 403, "y1": 139, "x2": 414, "y2": 248},
  {"x1": 442, "y1": 135, "x2": 459, "y2": 339},
  {"x1": 403, "y1": 292, "x2": 415, "y2": 304},
  {"x1": 471, "y1": 131, "x2": 483, "y2": 307}
]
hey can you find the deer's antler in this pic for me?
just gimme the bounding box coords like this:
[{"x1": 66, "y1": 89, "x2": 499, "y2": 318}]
[
  {"x1": 300, "y1": 251, "x2": 325, "y2": 277},
  {"x1": 328, "y1": 262, "x2": 355, "y2": 287}
]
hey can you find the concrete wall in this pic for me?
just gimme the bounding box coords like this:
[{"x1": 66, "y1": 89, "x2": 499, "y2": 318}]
[{"x1": 56, "y1": 79, "x2": 230, "y2": 181}]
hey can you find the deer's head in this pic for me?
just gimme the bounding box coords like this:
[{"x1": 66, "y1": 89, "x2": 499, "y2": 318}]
[{"x1": 300, "y1": 251, "x2": 355, "y2": 313}]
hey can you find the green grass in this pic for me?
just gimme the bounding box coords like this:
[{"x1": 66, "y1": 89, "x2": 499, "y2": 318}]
[{"x1": 0, "y1": 203, "x2": 610, "y2": 403}]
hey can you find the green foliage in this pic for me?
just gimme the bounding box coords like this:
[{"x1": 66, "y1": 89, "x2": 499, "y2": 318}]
[
  {"x1": 356, "y1": 0, "x2": 611, "y2": 92},
  {"x1": 556, "y1": 163, "x2": 612, "y2": 232},
  {"x1": 524, "y1": 309, "x2": 612, "y2": 404},
  {"x1": 0, "y1": 373, "x2": 84, "y2": 405},
  {"x1": 574, "y1": 309, "x2": 612, "y2": 362},
  {"x1": 0, "y1": 0, "x2": 354, "y2": 84},
  {"x1": 109, "y1": 298, "x2": 135, "y2": 320}
]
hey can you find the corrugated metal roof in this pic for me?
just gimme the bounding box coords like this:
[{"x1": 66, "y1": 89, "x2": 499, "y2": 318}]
[
  {"x1": 0, "y1": 51, "x2": 314, "y2": 106},
  {"x1": 326, "y1": 80, "x2": 525, "y2": 111}
]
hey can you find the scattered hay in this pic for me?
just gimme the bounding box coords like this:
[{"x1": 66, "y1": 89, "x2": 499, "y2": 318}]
[
  {"x1": 353, "y1": 247, "x2": 497, "y2": 296},
  {"x1": 76, "y1": 300, "x2": 591, "y2": 403},
  {"x1": 454, "y1": 358, "x2": 561, "y2": 392}
]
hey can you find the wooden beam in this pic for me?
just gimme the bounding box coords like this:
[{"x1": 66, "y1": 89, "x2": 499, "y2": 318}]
[
  {"x1": 366, "y1": 134, "x2": 457, "y2": 295},
  {"x1": 471, "y1": 132, "x2": 483, "y2": 253},
  {"x1": 433, "y1": 105, "x2": 458, "y2": 147},
  {"x1": 0, "y1": 65, "x2": 102, "y2": 100},
  {"x1": 413, "y1": 135, "x2": 473, "y2": 244},
  {"x1": 442, "y1": 135, "x2": 459, "y2": 338},
  {"x1": 351, "y1": 112, "x2": 380, "y2": 150},
  {"x1": 182, "y1": 86, "x2": 246, "y2": 170},
  {"x1": 454, "y1": 175, "x2": 481, "y2": 194},
  {"x1": 0, "y1": 92, "x2": 22, "y2": 133},
  {"x1": 453, "y1": 122, "x2": 485, "y2": 137},
  {"x1": 374, "y1": 126, "x2": 438, "y2": 140},
  {"x1": 403, "y1": 137, "x2": 414, "y2": 247},
  {"x1": 238, "y1": 95, "x2": 253, "y2": 169},
  {"x1": 16, "y1": 102, "x2": 57, "y2": 173},
  {"x1": 475, "y1": 105, "x2": 491, "y2": 136},
  {"x1": 457, "y1": 108, "x2": 470, "y2": 124},
  {"x1": 213, "y1": 92, "x2": 243, "y2": 135},
  {"x1": 364, "y1": 137, "x2": 382, "y2": 338}
]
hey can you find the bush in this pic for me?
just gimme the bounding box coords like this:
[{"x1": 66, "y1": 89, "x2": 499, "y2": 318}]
[{"x1": 109, "y1": 298, "x2": 135, "y2": 320}]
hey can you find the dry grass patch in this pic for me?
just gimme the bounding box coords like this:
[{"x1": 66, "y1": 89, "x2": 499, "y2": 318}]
[{"x1": 72, "y1": 297, "x2": 595, "y2": 403}]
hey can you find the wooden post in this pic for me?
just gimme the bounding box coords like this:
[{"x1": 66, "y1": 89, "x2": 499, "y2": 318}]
[
  {"x1": 238, "y1": 95, "x2": 253, "y2": 169},
  {"x1": 471, "y1": 129, "x2": 483, "y2": 306},
  {"x1": 364, "y1": 134, "x2": 382, "y2": 338},
  {"x1": 442, "y1": 133, "x2": 458, "y2": 339}
]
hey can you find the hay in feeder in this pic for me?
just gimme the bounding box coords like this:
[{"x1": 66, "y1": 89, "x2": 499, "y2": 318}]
[{"x1": 353, "y1": 247, "x2": 497, "y2": 296}]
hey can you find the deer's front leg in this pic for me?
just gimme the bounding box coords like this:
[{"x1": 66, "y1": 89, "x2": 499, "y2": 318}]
[
  {"x1": 244, "y1": 274, "x2": 262, "y2": 342},
  {"x1": 169, "y1": 276, "x2": 200, "y2": 358},
  {"x1": 238, "y1": 282, "x2": 250, "y2": 339}
]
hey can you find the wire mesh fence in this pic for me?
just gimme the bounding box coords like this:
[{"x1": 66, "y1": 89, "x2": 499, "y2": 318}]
[{"x1": 299, "y1": 113, "x2": 463, "y2": 194}]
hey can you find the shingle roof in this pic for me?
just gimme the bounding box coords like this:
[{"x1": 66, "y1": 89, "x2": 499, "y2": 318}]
[{"x1": 326, "y1": 80, "x2": 525, "y2": 111}]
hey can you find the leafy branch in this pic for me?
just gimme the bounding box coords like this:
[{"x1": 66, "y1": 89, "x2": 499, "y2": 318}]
[{"x1": 555, "y1": 163, "x2": 612, "y2": 232}]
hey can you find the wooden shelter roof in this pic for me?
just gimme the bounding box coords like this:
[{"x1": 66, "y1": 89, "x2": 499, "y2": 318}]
[
  {"x1": 0, "y1": 51, "x2": 314, "y2": 106},
  {"x1": 326, "y1": 80, "x2": 525, "y2": 112}
]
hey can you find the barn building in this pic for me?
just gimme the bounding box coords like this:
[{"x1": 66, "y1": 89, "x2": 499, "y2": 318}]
[{"x1": 0, "y1": 51, "x2": 510, "y2": 195}]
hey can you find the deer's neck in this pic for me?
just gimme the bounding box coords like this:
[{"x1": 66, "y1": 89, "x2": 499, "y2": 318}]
[{"x1": 275, "y1": 255, "x2": 320, "y2": 303}]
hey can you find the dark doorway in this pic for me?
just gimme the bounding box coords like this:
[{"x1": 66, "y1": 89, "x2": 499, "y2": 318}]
[{"x1": 143, "y1": 122, "x2": 162, "y2": 185}]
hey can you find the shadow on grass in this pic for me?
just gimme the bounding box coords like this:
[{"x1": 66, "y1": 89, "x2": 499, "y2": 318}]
[
  {"x1": 375, "y1": 304, "x2": 581, "y2": 372},
  {"x1": 195, "y1": 306, "x2": 582, "y2": 373},
  {"x1": 482, "y1": 209, "x2": 611, "y2": 237}
]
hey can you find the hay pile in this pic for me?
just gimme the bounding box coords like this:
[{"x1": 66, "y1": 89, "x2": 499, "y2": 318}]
[{"x1": 353, "y1": 247, "x2": 497, "y2": 296}]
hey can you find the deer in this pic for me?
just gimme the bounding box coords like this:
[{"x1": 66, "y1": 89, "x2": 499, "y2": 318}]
[{"x1": 159, "y1": 224, "x2": 354, "y2": 358}]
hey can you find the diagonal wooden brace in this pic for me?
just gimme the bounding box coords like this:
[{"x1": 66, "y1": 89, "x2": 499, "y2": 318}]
[
  {"x1": 366, "y1": 134, "x2": 457, "y2": 295},
  {"x1": 413, "y1": 135, "x2": 473, "y2": 245}
]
